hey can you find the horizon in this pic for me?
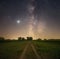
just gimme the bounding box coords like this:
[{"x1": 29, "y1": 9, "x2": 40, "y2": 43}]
[{"x1": 0, "y1": 36, "x2": 60, "y2": 40}]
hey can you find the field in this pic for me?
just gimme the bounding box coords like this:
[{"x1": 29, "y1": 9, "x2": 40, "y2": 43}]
[
  {"x1": 0, "y1": 40, "x2": 60, "y2": 59},
  {"x1": 0, "y1": 41, "x2": 27, "y2": 59},
  {"x1": 33, "y1": 40, "x2": 60, "y2": 59}
]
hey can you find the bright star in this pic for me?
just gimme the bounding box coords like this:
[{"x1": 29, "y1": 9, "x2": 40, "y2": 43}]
[{"x1": 17, "y1": 20, "x2": 21, "y2": 24}]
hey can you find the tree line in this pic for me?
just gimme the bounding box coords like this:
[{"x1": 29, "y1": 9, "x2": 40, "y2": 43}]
[{"x1": 0, "y1": 37, "x2": 60, "y2": 42}]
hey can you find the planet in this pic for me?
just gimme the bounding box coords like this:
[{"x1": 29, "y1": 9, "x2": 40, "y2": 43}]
[{"x1": 17, "y1": 20, "x2": 21, "y2": 24}]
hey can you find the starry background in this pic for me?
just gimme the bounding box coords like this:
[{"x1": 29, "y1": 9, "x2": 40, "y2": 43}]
[{"x1": 0, "y1": 0, "x2": 60, "y2": 39}]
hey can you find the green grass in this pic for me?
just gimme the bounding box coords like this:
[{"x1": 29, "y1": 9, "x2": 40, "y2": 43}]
[
  {"x1": 33, "y1": 40, "x2": 60, "y2": 59},
  {"x1": 0, "y1": 41, "x2": 27, "y2": 59},
  {"x1": 0, "y1": 40, "x2": 60, "y2": 59}
]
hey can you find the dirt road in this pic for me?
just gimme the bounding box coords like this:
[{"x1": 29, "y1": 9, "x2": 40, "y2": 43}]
[
  {"x1": 31, "y1": 43, "x2": 41, "y2": 59},
  {"x1": 19, "y1": 42, "x2": 30, "y2": 59},
  {"x1": 19, "y1": 42, "x2": 41, "y2": 59}
]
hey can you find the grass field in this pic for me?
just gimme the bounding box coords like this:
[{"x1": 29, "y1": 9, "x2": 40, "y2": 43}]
[
  {"x1": 33, "y1": 40, "x2": 60, "y2": 59},
  {"x1": 0, "y1": 41, "x2": 27, "y2": 59},
  {"x1": 0, "y1": 40, "x2": 60, "y2": 59}
]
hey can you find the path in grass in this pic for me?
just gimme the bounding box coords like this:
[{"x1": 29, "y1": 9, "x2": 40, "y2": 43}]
[
  {"x1": 19, "y1": 42, "x2": 41, "y2": 59},
  {"x1": 19, "y1": 42, "x2": 30, "y2": 59},
  {"x1": 31, "y1": 43, "x2": 41, "y2": 59}
]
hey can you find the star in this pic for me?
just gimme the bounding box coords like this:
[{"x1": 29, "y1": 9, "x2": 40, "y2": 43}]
[{"x1": 17, "y1": 20, "x2": 21, "y2": 24}]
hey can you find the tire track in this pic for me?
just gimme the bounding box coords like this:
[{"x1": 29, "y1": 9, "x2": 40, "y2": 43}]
[
  {"x1": 31, "y1": 43, "x2": 41, "y2": 59},
  {"x1": 19, "y1": 42, "x2": 30, "y2": 59}
]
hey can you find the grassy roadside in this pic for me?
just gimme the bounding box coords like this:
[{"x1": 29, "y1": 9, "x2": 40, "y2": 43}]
[
  {"x1": 0, "y1": 41, "x2": 27, "y2": 59},
  {"x1": 33, "y1": 41, "x2": 60, "y2": 59}
]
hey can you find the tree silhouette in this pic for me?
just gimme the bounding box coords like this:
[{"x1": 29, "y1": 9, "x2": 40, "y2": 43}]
[
  {"x1": 37, "y1": 38, "x2": 42, "y2": 41},
  {"x1": 22, "y1": 37, "x2": 26, "y2": 41},
  {"x1": 0, "y1": 37, "x2": 5, "y2": 42},
  {"x1": 18, "y1": 37, "x2": 26, "y2": 41},
  {"x1": 44, "y1": 39, "x2": 47, "y2": 41},
  {"x1": 0, "y1": 37, "x2": 5, "y2": 40},
  {"x1": 27, "y1": 37, "x2": 33, "y2": 40},
  {"x1": 18, "y1": 37, "x2": 22, "y2": 41}
]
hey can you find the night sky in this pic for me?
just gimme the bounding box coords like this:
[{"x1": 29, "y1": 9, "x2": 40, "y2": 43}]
[{"x1": 0, "y1": 0, "x2": 60, "y2": 39}]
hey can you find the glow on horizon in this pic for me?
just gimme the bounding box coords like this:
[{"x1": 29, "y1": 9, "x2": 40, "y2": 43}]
[
  {"x1": 2, "y1": 33, "x2": 60, "y2": 40},
  {"x1": 1, "y1": 26, "x2": 60, "y2": 40}
]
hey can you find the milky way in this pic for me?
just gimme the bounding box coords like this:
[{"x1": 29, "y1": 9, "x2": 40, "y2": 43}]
[
  {"x1": 27, "y1": 0, "x2": 36, "y2": 37},
  {"x1": 0, "y1": 0, "x2": 60, "y2": 39},
  {"x1": 27, "y1": 0, "x2": 46, "y2": 38}
]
